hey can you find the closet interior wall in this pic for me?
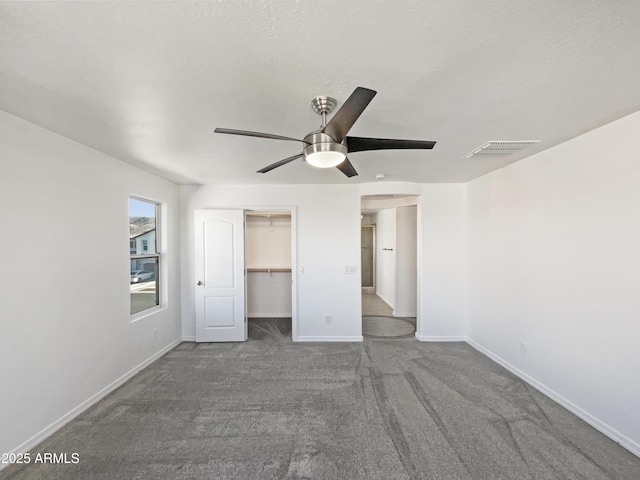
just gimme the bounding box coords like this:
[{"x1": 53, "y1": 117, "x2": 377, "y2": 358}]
[{"x1": 245, "y1": 213, "x2": 292, "y2": 318}]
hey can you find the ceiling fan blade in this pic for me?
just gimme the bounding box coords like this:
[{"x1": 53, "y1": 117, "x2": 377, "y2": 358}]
[
  {"x1": 215, "y1": 128, "x2": 305, "y2": 143},
  {"x1": 322, "y1": 87, "x2": 377, "y2": 142},
  {"x1": 336, "y1": 158, "x2": 358, "y2": 178},
  {"x1": 346, "y1": 136, "x2": 436, "y2": 153},
  {"x1": 257, "y1": 153, "x2": 304, "y2": 173}
]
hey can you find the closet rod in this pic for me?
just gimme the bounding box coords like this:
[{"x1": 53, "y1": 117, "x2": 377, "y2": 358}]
[{"x1": 246, "y1": 268, "x2": 292, "y2": 273}]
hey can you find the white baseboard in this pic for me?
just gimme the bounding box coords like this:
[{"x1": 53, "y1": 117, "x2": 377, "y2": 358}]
[
  {"x1": 247, "y1": 313, "x2": 292, "y2": 318},
  {"x1": 465, "y1": 337, "x2": 640, "y2": 458},
  {"x1": 415, "y1": 333, "x2": 466, "y2": 342},
  {"x1": 295, "y1": 335, "x2": 363, "y2": 342},
  {"x1": 182, "y1": 335, "x2": 196, "y2": 342},
  {"x1": 1, "y1": 338, "x2": 182, "y2": 471}
]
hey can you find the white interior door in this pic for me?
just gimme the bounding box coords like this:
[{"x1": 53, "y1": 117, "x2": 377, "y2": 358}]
[{"x1": 195, "y1": 209, "x2": 246, "y2": 342}]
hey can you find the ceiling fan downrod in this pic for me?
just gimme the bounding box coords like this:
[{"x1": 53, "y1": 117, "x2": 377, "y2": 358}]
[{"x1": 310, "y1": 96, "x2": 337, "y2": 128}]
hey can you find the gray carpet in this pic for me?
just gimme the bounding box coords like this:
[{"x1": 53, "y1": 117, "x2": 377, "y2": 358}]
[{"x1": 3, "y1": 318, "x2": 639, "y2": 479}]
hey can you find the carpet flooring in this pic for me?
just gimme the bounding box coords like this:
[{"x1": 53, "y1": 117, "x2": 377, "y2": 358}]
[{"x1": 3, "y1": 319, "x2": 639, "y2": 479}]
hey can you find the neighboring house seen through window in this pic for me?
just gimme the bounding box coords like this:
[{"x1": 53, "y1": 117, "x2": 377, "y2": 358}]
[{"x1": 129, "y1": 197, "x2": 160, "y2": 315}]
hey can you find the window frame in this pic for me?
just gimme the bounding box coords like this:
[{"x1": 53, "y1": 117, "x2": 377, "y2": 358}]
[{"x1": 129, "y1": 196, "x2": 164, "y2": 320}]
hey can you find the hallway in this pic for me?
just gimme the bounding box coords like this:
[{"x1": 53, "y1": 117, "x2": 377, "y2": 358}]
[{"x1": 361, "y1": 293, "x2": 392, "y2": 316}]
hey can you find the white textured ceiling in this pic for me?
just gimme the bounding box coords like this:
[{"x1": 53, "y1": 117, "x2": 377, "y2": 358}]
[{"x1": 2, "y1": 1, "x2": 640, "y2": 185}]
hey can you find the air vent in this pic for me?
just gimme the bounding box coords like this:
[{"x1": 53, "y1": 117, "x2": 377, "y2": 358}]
[{"x1": 464, "y1": 140, "x2": 540, "y2": 159}]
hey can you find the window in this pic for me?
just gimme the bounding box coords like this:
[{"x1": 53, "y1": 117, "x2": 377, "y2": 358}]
[{"x1": 129, "y1": 197, "x2": 160, "y2": 315}]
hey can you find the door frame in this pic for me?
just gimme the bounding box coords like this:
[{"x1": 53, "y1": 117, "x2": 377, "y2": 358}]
[
  {"x1": 243, "y1": 205, "x2": 298, "y2": 341},
  {"x1": 360, "y1": 194, "x2": 421, "y2": 335},
  {"x1": 361, "y1": 224, "x2": 376, "y2": 294}
]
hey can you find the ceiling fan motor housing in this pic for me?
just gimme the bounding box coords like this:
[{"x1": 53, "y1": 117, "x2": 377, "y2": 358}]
[{"x1": 303, "y1": 131, "x2": 347, "y2": 168}]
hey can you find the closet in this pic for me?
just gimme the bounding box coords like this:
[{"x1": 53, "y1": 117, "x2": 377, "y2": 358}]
[{"x1": 245, "y1": 213, "x2": 292, "y2": 318}]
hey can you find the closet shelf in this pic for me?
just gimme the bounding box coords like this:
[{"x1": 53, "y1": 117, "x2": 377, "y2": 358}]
[{"x1": 246, "y1": 267, "x2": 292, "y2": 273}]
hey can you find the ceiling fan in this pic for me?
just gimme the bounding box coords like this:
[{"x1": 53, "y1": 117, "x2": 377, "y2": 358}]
[{"x1": 214, "y1": 87, "x2": 436, "y2": 178}]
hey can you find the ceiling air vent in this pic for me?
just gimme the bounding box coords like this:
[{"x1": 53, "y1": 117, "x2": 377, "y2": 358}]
[{"x1": 464, "y1": 140, "x2": 540, "y2": 159}]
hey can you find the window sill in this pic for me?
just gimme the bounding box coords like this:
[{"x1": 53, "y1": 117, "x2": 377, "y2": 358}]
[{"x1": 130, "y1": 304, "x2": 167, "y2": 323}]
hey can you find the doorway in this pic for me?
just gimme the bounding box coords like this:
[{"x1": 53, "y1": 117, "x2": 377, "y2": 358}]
[
  {"x1": 361, "y1": 195, "x2": 418, "y2": 338},
  {"x1": 245, "y1": 211, "x2": 294, "y2": 341}
]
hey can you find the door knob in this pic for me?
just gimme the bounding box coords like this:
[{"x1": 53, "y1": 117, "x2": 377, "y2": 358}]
[{"x1": 197, "y1": 280, "x2": 204, "y2": 286}]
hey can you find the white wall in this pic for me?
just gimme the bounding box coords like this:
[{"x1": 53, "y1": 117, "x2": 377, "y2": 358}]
[
  {"x1": 374, "y1": 208, "x2": 396, "y2": 308},
  {"x1": 395, "y1": 205, "x2": 417, "y2": 317},
  {"x1": 0, "y1": 111, "x2": 182, "y2": 459},
  {"x1": 467, "y1": 111, "x2": 640, "y2": 454},
  {"x1": 371, "y1": 204, "x2": 418, "y2": 316},
  {"x1": 246, "y1": 272, "x2": 292, "y2": 317},
  {"x1": 180, "y1": 184, "x2": 363, "y2": 341},
  {"x1": 245, "y1": 216, "x2": 291, "y2": 268},
  {"x1": 417, "y1": 184, "x2": 468, "y2": 340}
]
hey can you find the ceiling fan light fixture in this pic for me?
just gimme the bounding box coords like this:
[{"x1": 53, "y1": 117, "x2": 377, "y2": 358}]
[
  {"x1": 216, "y1": 87, "x2": 436, "y2": 177},
  {"x1": 303, "y1": 142, "x2": 347, "y2": 168}
]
